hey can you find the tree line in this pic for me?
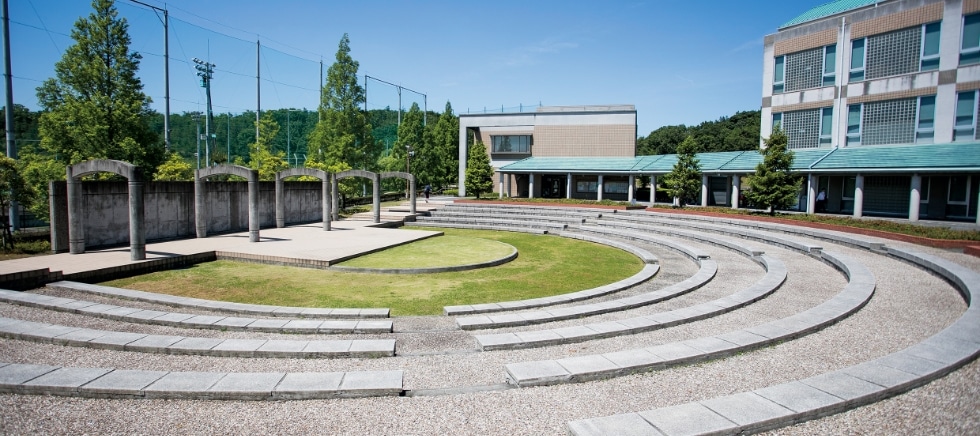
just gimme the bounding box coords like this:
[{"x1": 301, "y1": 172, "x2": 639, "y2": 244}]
[
  {"x1": 637, "y1": 110, "x2": 760, "y2": 155},
  {"x1": 2, "y1": 0, "x2": 460, "y2": 222}
]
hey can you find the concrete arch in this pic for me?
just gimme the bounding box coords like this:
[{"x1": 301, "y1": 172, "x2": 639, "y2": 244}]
[
  {"x1": 275, "y1": 168, "x2": 332, "y2": 231},
  {"x1": 66, "y1": 159, "x2": 145, "y2": 260},
  {"x1": 380, "y1": 171, "x2": 417, "y2": 215},
  {"x1": 334, "y1": 169, "x2": 381, "y2": 223},
  {"x1": 195, "y1": 164, "x2": 260, "y2": 242}
]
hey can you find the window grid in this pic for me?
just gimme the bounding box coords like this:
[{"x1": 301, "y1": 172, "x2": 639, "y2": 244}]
[
  {"x1": 866, "y1": 26, "x2": 922, "y2": 80},
  {"x1": 785, "y1": 47, "x2": 825, "y2": 92},
  {"x1": 782, "y1": 108, "x2": 822, "y2": 149},
  {"x1": 861, "y1": 98, "x2": 917, "y2": 146}
]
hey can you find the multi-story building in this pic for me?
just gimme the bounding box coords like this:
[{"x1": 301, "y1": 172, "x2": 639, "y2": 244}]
[{"x1": 762, "y1": 0, "x2": 980, "y2": 220}]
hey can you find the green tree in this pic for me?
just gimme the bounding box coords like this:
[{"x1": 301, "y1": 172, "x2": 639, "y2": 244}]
[
  {"x1": 307, "y1": 34, "x2": 375, "y2": 172},
  {"x1": 246, "y1": 113, "x2": 289, "y2": 181},
  {"x1": 23, "y1": 0, "x2": 162, "y2": 218},
  {"x1": 638, "y1": 124, "x2": 688, "y2": 156},
  {"x1": 154, "y1": 152, "x2": 193, "y2": 181},
  {"x1": 419, "y1": 101, "x2": 460, "y2": 189},
  {"x1": 464, "y1": 141, "x2": 493, "y2": 199},
  {"x1": 660, "y1": 136, "x2": 702, "y2": 207},
  {"x1": 744, "y1": 126, "x2": 801, "y2": 215},
  {"x1": 0, "y1": 157, "x2": 28, "y2": 250}
]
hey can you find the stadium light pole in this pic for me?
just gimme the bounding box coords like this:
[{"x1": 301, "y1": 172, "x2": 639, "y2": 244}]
[{"x1": 194, "y1": 58, "x2": 215, "y2": 166}]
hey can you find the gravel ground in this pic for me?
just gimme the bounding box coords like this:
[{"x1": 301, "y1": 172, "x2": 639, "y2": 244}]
[{"x1": 0, "y1": 221, "x2": 976, "y2": 435}]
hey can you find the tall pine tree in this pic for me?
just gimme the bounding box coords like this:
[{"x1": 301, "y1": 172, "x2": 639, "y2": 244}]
[
  {"x1": 744, "y1": 126, "x2": 801, "y2": 215},
  {"x1": 307, "y1": 34, "x2": 375, "y2": 173},
  {"x1": 464, "y1": 141, "x2": 493, "y2": 199},
  {"x1": 660, "y1": 136, "x2": 702, "y2": 206},
  {"x1": 418, "y1": 101, "x2": 459, "y2": 189}
]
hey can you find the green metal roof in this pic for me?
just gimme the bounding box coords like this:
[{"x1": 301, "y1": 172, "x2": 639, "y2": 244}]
[
  {"x1": 779, "y1": 0, "x2": 881, "y2": 29},
  {"x1": 498, "y1": 142, "x2": 980, "y2": 174}
]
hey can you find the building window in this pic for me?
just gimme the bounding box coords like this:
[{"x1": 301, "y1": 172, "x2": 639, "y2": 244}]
[
  {"x1": 491, "y1": 135, "x2": 532, "y2": 154},
  {"x1": 846, "y1": 104, "x2": 862, "y2": 145},
  {"x1": 823, "y1": 44, "x2": 837, "y2": 86},
  {"x1": 916, "y1": 96, "x2": 935, "y2": 144},
  {"x1": 866, "y1": 26, "x2": 924, "y2": 80},
  {"x1": 604, "y1": 181, "x2": 629, "y2": 194},
  {"x1": 773, "y1": 56, "x2": 785, "y2": 93},
  {"x1": 784, "y1": 45, "x2": 833, "y2": 92},
  {"x1": 850, "y1": 38, "x2": 866, "y2": 82},
  {"x1": 819, "y1": 107, "x2": 833, "y2": 146},
  {"x1": 948, "y1": 176, "x2": 971, "y2": 204},
  {"x1": 576, "y1": 181, "x2": 597, "y2": 193},
  {"x1": 961, "y1": 14, "x2": 980, "y2": 65},
  {"x1": 954, "y1": 91, "x2": 977, "y2": 141},
  {"x1": 920, "y1": 22, "x2": 941, "y2": 71},
  {"x1": 772, "y1": 112, "x2": 782, "y2": 129}
]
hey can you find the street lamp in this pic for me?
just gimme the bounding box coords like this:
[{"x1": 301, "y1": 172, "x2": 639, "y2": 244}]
[{"x1": 405, "y1": 144, "x2": 415, "y2": 199}]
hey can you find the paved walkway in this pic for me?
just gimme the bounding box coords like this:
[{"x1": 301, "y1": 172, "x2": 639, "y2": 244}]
[{"x1": 0, "y1": 220, "x2": 441, "y2": 277}]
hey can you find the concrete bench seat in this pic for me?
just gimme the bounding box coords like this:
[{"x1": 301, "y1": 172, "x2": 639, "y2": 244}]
[
  {"x1": 408, "y1": 221, "x2": 549, "y2": 235},
  {"x1": 0, "y1": 316, "x2": 395, "y2": 358},
  {"x1": 0, "y1": 362, "x2": 403, "y2": 400},
  {"x1": 445, "y1": 233, "x2": 659, "y2": 316},
  {"x1": 423, "y1": 210, "x2": 590, "y2": 225},
  {"x1": 415, "y1": 216, "x2": 569, "y2": 230},
  {"x1": 443, "y1": 203, "x2": 605, "y2": 219},
  {"x1": 458, "y1": 258, "x2": 714, "y2": 331},
  {"x1": 46, "y1": 281, "x2": 389, "y2": 318},
  {"x1": 476, "y1": 254, "x2": 784, "y2": 350},
  {"x1": 0, "y1": 289, "x2": 392, "y2": 334},
  {"x1": 566, "y1": 246, "x2": 979, "y2": 436},
  {"x1": 504, "y1": 249, "x2": 874, "y2": 387}
]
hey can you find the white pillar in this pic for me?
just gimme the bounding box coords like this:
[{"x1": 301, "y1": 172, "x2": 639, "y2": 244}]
[
  {"x1": 528, "y1": 173, "x2": 535, "y2": 199},
  {"x1": 807, "y1": 174, "x2": 817, "y2": 214},
  {"x1": 976, "y1": 183, "x2": 980, "y2": 225},
  {"x1": 853, "y1": 174, "x2": 864, "y2": 218},
  {"x1": 506, "y1": 175, "x2": 512, "y2": 197},
  {"x1": 566, "y1": 173, "x2": 572, "y2": 199},
  {"x1": 650, "y1": 175, "x2": 657, "y2": 204},
  {"x1": 597, "y1": 175, "x2": 604, "y2": 201},
  {"x1": 498, "y1": 172, "x2": 504, "y2": 198},
  {"x1": 909, "y1": 174, "x2": 921, "y2": 222},
  {"x1": 732, "y1": 175, "x2": 741, "y2": 209},
  {"x1": 701, "y1": 175, "x2": 709, "y2": 207},
  {"x1": 628, "y1": 175, "x2": 635, "y2": 203}
]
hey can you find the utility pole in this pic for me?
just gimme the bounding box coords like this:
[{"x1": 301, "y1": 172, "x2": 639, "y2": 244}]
[
  {"x1": 2, "y1": 0, "x2": 18, "y2": 230},
  {"x1": 194, "y1": 57, "x2": 215, "y2": 167},
  {"x1": 192, "y1": 112, "x2": 201, "y2": 169},
  {"x1": 130, "y1": 0, "x2": 170, "y2": 152}
]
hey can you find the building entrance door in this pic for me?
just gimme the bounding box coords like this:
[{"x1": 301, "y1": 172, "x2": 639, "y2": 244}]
[{"x1": 541, "y1": 175, "x2": 566, "y2": 198}]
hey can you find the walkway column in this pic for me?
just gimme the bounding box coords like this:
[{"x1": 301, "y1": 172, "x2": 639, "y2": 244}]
[
  {"x1": 128, "y1": 176, "x2": 146, "y2": 261},
  {"x1": 566, "y1": 173, "x2": 572, "y2": 199},
  {"x1": 732, "y1": 175, "x2": 741, "y2": 209},
  {"x1": 853, "y1": 174, "x2": 864, "y2": 218},
  {"x1": 66, "y1": 174, "x2": 85, "y2": 254},
  {"x1": 528, "y1": 174, "x2": 535, "y2": 199},
  {"x1": 628, "y1": 175, "x2": 635, "y2": 203},
  {"x1": 248, "y1": 172, "x2": 259, "y2": 242},
  {"x1": 597, "y1": 175, "x2": 604, "y2": 201},
  {"x1": 48, "y1": 181, "x2": 68, "y2": 253},
  {"x1": 505, "y1": 175, "x2": 512, "y2": 198},
  {"x1": 909, "y1": 174, "x2": 921, "y2": 222},
  {"x1": 323, "y1": 177, "x2": 331, "y2": 231},
  {"x1": 498, "y1": 172, "x2": 504, "y2": 198},
  {"x1": 701, "y1": 175, "x2": 709, "y2": 207},
  {"x1": 275, "y1": 176, "x2": 285, "y2": 228},
  {"x1": 806, "y1": 174, "x2": 817, "y2": 214},
  {"x1": 373, "y1": 173, "x2": 381, "y2": 223},
  {"x1": 195, "y1": 173, "x2": 207, "y2": 238},
  {"x1": 650, "y1": 175, "x2": 657, "y2": 204},
  {"x1": 331, "y1": 174, "x2": 339, "y2": 221},
  {"x1": 409, "y1": 177, "x2": 416, "y2": 214}
]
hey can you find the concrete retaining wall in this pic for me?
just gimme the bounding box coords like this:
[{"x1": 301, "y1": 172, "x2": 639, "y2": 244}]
[{"x1": 50, "y1": 181, "x2": 324, "y2": 250}]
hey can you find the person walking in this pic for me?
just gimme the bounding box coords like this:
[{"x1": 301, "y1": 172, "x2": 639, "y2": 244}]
[
  {"x1": 816, "y1": 189, "x2": 826, "y2": 213},
  {"x1": 424, "y1": 184, "x2": 431, "y2": 203}
]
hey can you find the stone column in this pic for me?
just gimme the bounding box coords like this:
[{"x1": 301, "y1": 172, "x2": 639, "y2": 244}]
[
  {"x1": 597, "y1": 175, "x2": 604, "y2": 201},
  {"x1": 275, "y1": 176, "x2": 285, "y2": 228},
  {"x1": 732, "y1": 175, "x2": 741, "y2": 209},
  {"x1": 909, "y1": 174, "x2": 921, "y2": 222},
  {"x1": 853, "y1": 174, "x2": 864, "y2": 218},
  {"x1": 498, "y1": 172, "x2": 504, "y2": 198},
  {"x1": 373, "y1": 173, "x2": 381, "y2": 223},
  {"x1": 505, "y1": 175, "x2": 511, "y2": 197},
  {"x1": 322, "y1": 177, "x2": 331, "y2": 231},
  {"x1": 66, "y1": 174, "x2": 85, "y2": 254},
  {"x1": 48, "y1": 181, "x2": 69, "y2": 254},
  {"x1": 128, "y1": 176, "x2": 146, "y2": 261},
  {"x1": 650, "y1": 175, "x2": 657, "y2": 205},
  {"x1": 409, "y1": 177, "x2": 416, "y2": 214},
  {"x1": 528, "y1": 174, "x2": 535, "y2": 199},
  {"x1": 701, "y1": 175, "x2": 709, "y2": 207},
  {"x1": 806, "y1": 174, "x2": 817, "y2": 214},
  {"x1": 194, "y1": 171, "x2": 207, "y2": 238},
  {"x1": 628, "y1": 175, "x2": 635, "y2": 203},
  {"x1": 248, "y1": 171, "x2": 259, "y2": 242},
  {"x1": 566, "y1": 173, "x2": 572, "y2": 199},
  {"x1": 332, "y1": 174, "x2": 339, "y2": 221}
]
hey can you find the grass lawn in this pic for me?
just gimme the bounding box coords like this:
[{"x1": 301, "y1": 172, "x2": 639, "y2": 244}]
[
  {"x1": 103, "y1": 227, "x2": 644, "y2": 315},
  {"x1": 337, "y1": 235, "x2": 514, "y2": 268}
]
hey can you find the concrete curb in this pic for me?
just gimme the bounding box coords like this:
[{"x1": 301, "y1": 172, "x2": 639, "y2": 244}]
[{"x1": 330, "y1": 243, "x2": 518, "y2": 275}]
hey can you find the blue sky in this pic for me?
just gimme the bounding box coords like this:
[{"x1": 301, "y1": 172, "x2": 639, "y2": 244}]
[{"x1": 6, "y1": 0, "x2": 811, "y2": 136}]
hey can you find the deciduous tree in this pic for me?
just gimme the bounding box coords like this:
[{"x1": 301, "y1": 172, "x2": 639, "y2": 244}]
[
  {"x1": 0, "y1": 157, "x2": 28, "y2": 250},
  {"x1": 246, "y1": 113, "x2": 288, "y2": 180}
]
